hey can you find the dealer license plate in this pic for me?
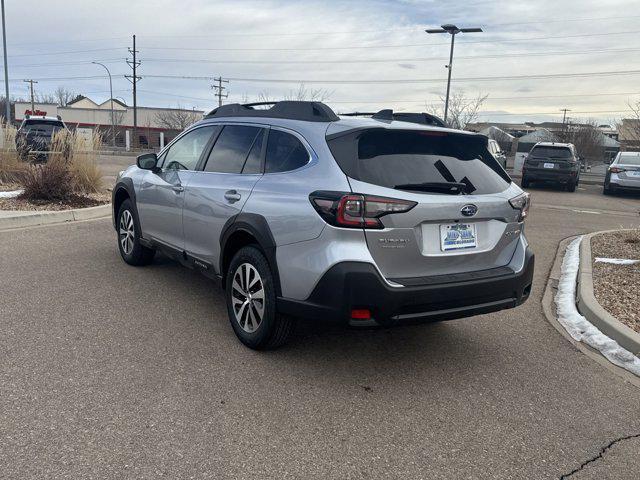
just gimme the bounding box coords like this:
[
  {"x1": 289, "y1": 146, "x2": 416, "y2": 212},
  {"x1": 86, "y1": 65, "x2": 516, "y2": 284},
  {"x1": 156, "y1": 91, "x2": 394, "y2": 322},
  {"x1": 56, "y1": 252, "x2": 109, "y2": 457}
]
[
  {"x1": 543, "y1": 162, "x2": 555, "y2": 169},
  {"x1": 440, "y1": 223, "x2": 477, "y2": 251}
]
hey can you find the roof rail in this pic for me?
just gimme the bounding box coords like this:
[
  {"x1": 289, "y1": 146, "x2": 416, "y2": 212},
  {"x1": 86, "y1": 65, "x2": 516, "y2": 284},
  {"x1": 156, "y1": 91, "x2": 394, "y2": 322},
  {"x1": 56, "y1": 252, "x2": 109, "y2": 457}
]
[
  {"x1": 341, "y1": 109, "x2": 446, "y2": 128},
  {"x1": 205, "y1": 101, "x2": 339, "y2": 123}
]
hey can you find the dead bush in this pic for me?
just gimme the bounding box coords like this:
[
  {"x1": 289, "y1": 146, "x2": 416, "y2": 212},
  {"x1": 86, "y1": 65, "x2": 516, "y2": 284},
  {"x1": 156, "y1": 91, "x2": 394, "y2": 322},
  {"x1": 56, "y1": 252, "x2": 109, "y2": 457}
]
[
  {"x1": 20, "y1": 158, "x2": 73, "y2": 201},
  {"x1": 0, "y1": 123, "x2": 28, "y2": 184}
]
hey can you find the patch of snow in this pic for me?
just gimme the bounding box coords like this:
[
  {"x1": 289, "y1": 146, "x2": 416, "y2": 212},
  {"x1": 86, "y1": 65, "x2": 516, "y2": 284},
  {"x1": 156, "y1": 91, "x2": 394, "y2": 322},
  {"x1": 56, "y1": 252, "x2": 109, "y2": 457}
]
[
  {"x1": 0, "y1": 189, "x2": 23, "y2": 198},
  {"x1": 556, "y1": 236, "x2": 640, "y2": 376},
  {"x1": 595, "y1": 257, "x2": 639, "y2": 265}
]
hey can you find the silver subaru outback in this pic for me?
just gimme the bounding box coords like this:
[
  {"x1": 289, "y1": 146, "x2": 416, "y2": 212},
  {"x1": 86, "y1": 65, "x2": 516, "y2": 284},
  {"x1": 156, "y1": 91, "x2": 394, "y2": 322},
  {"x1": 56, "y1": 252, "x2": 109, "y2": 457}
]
[{"x1": 112, "y1": 101, "x2": 534, "y2": 349}]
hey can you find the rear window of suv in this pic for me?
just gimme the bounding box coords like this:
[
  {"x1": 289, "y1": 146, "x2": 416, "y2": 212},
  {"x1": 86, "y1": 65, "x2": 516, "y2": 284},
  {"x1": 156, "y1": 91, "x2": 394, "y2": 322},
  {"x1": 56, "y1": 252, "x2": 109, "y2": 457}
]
[
  {"x1": 618, "y1": 154, "x2": 640, "y2": 166},
  {"x1": 22, "y1": 120, "x2": 65, "y2": 134},
  {"x1": 529, "y1": 146, "x2": 572, "y2": 159},
  {"x1": 327, "y1": 128, "x2": 510, "y2": 194}
]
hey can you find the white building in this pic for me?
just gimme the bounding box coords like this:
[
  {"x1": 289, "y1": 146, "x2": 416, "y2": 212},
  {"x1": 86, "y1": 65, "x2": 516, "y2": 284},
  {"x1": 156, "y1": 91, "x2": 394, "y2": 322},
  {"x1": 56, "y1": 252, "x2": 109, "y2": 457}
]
[{"x1": 14, "y1": 97, "x2": 205, "y2": 150}]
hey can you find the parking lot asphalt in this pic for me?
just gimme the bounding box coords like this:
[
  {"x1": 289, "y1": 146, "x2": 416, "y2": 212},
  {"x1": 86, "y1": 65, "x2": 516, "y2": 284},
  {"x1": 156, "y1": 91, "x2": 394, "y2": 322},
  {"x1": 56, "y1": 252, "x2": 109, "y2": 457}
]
[{"x1": 1, "y1": 182, "x2": 639, "y2": 479}]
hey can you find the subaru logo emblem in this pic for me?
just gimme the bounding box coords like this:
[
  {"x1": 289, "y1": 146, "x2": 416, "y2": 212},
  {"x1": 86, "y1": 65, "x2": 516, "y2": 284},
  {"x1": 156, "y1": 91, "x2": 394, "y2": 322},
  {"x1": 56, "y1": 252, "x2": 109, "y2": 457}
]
[{"x1": 460, "y1": 204, "x2": 478, "y2": 217}]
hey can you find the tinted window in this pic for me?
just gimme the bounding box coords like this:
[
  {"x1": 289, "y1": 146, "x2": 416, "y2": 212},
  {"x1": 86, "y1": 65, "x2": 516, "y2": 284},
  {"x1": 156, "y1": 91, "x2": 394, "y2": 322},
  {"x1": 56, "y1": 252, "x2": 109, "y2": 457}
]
[
  {"x1": 22, "y1": 120, "x2": 65, "y2": 134},
  {"x1": 205, "y1": 125, "x2": 262, "y2": 174},
  {"x1": 328, "y1": 129, "x2": 510, "y2": 195},
  {"x1": 242, "y1": 129, "x2": 265, "y2": 174},
  {"x1": 163, "y1": 126, "x2": 216, "y2": 171},
  {"x1": 530, "y1": 146, "x2": 572, "y2": 159},
  {"x1": 265, "y1": 130, "x2": 309, "y2": 173}
]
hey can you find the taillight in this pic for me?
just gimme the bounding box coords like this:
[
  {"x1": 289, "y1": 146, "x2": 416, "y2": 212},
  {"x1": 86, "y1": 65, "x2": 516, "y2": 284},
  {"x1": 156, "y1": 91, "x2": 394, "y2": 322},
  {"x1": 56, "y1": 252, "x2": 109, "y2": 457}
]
[
  {"x1": 309, "y1": 191, "x2": 416, "y2": 229},
  {"x1": 609, "y1": 166, "x2": 625, "y2": 173},
  {"x1": 509, "y1": 192, "x2": 530, "y2": 222}
]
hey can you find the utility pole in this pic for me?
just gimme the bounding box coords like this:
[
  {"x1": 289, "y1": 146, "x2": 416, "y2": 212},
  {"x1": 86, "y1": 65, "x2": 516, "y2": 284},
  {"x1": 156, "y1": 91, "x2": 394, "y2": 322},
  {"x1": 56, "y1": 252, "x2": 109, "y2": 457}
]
[
  {"x1": 23, "y1": 79, "x2": 37, "y2": 115},
  {"x1": 125, "y1": 35, "x2": 141, "y2": 148},
  {"x1": 212, "y1": 77, "x2": 228, "y2": 107},
  {"x1": 560, "y1": 108, "x2": 571, "y2": 141},
  {"x1": 1, "y1": 0, "x2": 10, "y2": 123},
  {"x1": 426, "y1": 24, "x2": 483, "y2": 124},
  {"x1": 560, "y1": 108, "x2": 571, "y2": 125}
]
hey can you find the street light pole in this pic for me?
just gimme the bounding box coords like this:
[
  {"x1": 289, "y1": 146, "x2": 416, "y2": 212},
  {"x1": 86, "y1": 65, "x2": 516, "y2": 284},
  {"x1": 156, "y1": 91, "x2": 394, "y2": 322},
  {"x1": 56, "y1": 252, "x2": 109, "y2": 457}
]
[
  {"x1": 1, "y1": 0, "x2": 10, "y2": 124},
  {"x1": 426, "y1": 24, "x2": 483, "y2": 125},
  {"x1": 92, "y1": 61, "x2": 115, "y2": 147}
]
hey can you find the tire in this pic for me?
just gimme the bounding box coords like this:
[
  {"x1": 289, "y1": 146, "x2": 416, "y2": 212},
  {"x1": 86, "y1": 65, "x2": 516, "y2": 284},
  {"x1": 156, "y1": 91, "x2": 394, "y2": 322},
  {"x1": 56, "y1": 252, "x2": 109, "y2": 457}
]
[
  {"x1": 521, "y1": 176, "x2": 530, "y2": 188},
  {"x1": 117, "y1": 199, "x2": 155, "y2": 266},
  {"x1": 603, "y1": 183, "x2": 611, "y2": 195},
  {"x1": 566, "y1": 181, "x2": 576, "y2": 192},
  {"x1": 226, "y1": 246, "x2": 295, "y2": 349}
]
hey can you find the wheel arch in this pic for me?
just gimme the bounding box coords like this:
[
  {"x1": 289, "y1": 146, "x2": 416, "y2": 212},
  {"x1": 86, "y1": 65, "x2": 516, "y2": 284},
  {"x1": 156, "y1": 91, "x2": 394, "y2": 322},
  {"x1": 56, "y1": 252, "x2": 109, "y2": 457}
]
[{"x1": 220, "y1": 213, "x2": 281, "y2": 296}]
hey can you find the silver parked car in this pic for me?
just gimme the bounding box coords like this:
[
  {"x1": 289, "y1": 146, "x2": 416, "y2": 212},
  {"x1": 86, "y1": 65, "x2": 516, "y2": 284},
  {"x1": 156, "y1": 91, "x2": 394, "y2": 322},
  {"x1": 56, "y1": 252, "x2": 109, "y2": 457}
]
[
  {"x1": 604, "y1": 151, "x2": 640, "y2": 194},
  {"x1": 112, "y1": 101, "x2": 534, "y2": 349}
]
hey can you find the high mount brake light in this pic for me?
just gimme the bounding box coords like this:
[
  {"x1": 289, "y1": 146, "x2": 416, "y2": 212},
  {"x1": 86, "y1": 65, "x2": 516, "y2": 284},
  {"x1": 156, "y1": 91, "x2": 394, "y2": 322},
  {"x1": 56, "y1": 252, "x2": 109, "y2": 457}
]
[
  {"x1": 309, "y1": 191, "x2": 416, "y2": 229},
  {"x1": 509, "y1": 192, "x2": 530, "y2": 222}
]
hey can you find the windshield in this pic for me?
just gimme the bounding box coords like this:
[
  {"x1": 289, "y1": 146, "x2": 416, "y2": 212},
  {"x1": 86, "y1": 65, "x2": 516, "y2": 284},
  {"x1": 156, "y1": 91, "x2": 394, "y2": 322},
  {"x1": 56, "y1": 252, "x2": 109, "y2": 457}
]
[
  {"x1": 22, "y1": 120, "x2": 65, "y2": 135},
  {"x1": 327, "y1": 128, "x2": 511, "y2": 195},
  {"x1": 530, "y1": 146, "x2": 572, "y2": 159}
]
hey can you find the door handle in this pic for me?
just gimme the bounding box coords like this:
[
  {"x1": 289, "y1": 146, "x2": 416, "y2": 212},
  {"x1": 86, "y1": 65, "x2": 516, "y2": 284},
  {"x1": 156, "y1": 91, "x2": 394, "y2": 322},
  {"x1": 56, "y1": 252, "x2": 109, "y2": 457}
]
[
  {"x1": 172, "y1": 185, "x2": 184, "y2": 193},
  {"x1": 224, "y1": 190, "x2": 241, "y2": 202}
]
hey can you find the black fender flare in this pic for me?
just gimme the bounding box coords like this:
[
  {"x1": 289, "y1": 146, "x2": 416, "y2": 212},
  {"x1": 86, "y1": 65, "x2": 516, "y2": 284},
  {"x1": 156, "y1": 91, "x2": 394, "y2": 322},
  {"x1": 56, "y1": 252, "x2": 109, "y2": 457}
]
[
  {"x1": 112, "y1": 178, "x2": 142, "y2": 236},
  {"x1": 219, "y1": 213, "x2": 281, "y2": 296}
]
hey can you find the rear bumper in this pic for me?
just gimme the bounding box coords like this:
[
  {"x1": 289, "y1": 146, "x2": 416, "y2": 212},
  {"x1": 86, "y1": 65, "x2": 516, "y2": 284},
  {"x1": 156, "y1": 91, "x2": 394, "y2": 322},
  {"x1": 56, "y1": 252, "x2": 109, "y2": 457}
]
[
  {"x1": 523, "y1": 168, "x2": 578, "y2": 183},
  {"x1": 277, "y1": 247, "x2": 535, "y2": 326},
  {"x1": 609, "y1": 176, "x2": 640, "y2": 189}
]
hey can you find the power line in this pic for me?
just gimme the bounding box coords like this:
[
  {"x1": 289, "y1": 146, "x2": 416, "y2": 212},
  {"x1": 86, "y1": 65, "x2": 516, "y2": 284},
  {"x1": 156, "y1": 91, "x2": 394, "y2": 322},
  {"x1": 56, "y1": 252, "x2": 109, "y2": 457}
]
[
  {"x1": 7, "y1": 47, "x2": 125, "y2": 58},
  {"x1": 139, "y1": 47, "x2": 640, "y2": 66},
  {"x1": 142, "y1": 29, "x2": 640, "y2": 52},
  {"x1": 142, "y1": 68, "x2": 640, "y2": 84}
]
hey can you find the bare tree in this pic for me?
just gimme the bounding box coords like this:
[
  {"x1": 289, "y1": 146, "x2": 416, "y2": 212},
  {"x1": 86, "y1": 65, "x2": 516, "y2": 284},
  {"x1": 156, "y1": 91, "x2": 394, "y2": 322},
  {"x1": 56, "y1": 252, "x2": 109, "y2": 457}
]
[
  {"x1": 560, "y1": 119, "x2": 606, "y2": 165},
  {"x1": 54, "y1": 87, "x2": 78, "y2": 106},
  {"x1": 621, "y1": 99, "x2": 640, "y2": 147},
  {"x1": 35, "y1": 92, "x2": 57, "y2": 104},
  {"x1": 255, "y1": 84, "x2": 333, "y2": 105},
  {"x1": 284, "y1": 83, "x2": 333, "y2": 102},
  {"x1": 425, "y1": 91, "x2": 488, "y2": 130},
  {"x1": 154, "y1": 106, "x2": 201, "y2": 131}
]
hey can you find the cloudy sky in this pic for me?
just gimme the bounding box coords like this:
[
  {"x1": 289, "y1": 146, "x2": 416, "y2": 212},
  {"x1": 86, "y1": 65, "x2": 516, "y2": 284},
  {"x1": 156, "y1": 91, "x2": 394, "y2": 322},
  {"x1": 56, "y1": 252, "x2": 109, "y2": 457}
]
[{"x1": 3, "y1": 0, "x2": 640, "y2": 123}]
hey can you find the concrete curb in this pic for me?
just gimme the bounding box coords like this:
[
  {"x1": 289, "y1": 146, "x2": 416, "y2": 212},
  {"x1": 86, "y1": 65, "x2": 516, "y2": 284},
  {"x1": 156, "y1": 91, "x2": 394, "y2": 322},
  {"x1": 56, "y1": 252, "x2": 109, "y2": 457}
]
[
  {"x1": 576, "y1": 230, "x2": 640, "y2": 356},
  {"x1": 0, "y1": 204, "x2": 111, "y2": 230},
  {"x1": 541, "y1": 236, "x2": 640, "y2": 387}
]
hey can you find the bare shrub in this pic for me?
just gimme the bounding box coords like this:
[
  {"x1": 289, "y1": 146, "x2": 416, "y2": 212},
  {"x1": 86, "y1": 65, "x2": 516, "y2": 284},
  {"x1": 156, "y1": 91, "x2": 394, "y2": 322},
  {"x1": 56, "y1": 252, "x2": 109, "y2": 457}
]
[
  {"x1": 0, "y1": 123, "x2": 28, "y2": 184},
  {"x1": 19, "y1": 128, "x2": 103, "y2": 200},
  {"x1": 21, "y1": 158, "x2": 73, "y2": 201},
  {"x1": 68, "y1": 130, "x2": 103, "y2": 194}
]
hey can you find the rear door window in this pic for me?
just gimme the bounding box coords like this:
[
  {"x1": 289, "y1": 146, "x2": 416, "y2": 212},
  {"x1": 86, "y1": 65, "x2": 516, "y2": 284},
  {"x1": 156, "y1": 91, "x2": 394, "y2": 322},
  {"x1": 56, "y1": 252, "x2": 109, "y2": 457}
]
[
  {"x1": 327, "y1": 128, "x2": 510, "y2": 195},
  {"x1": 204, "y1": 125, "x2": 263, "y2": 174},
  {"x1": 265, "y1": 129, "x2": 310, "y2": 173},
  {"x1": 22, "y1": 120, "x2": 65, "y2": 134}
]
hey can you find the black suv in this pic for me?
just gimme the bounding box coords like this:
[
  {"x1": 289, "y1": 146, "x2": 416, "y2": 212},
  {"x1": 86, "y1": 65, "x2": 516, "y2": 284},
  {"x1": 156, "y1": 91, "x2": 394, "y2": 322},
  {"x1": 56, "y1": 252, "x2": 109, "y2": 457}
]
[
  {"x1": 521, "y1": 142, "x2": 581, "y2": 192},
  {"x1": 15, "y1": 115, "x2": 67, "y2": 161}
]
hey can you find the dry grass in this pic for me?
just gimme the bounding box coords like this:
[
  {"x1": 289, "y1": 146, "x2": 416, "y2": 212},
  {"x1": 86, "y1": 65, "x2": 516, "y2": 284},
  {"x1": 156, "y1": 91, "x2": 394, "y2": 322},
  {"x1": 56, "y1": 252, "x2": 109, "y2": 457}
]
[
  {"x1": 0, "y1": 123, "x2": 28, "y2": 184},
  {"x1": 21, "y1": 157, "x2": 74, "y2": 201},
  {"x1": 1, "y1": 126, "x2": 105, "y2": 202}
]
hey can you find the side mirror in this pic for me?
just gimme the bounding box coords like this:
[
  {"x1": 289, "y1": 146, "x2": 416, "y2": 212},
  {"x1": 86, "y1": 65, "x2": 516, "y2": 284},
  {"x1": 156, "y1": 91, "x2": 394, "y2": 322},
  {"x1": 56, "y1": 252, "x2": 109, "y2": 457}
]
[{"x1": 136, "y1": 153, "x2": 159, "y2": 171}]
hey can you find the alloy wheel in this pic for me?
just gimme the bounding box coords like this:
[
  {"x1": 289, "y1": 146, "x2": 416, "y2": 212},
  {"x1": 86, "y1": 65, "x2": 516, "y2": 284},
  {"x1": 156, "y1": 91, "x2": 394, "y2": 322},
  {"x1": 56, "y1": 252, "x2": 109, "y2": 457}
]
[
  {"x1": 119, "y1": 210, "x2": 135, "y2": 255},
  {"x1": 231, "y1": 262, "x2": 265, "y2": 333}
]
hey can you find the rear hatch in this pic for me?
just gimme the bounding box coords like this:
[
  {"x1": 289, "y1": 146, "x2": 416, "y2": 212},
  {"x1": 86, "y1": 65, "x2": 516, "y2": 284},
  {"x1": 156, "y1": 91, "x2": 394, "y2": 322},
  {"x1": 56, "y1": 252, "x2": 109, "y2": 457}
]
[
  {"x1": 20, "y1": 120, "x2": 64, "y2": 150},
  {"x1": 327, "y1": 127, "x2": 522, "y2": 281},
  {"x1": 526, "y1": 145, "x2": 574, "y2": 173}
]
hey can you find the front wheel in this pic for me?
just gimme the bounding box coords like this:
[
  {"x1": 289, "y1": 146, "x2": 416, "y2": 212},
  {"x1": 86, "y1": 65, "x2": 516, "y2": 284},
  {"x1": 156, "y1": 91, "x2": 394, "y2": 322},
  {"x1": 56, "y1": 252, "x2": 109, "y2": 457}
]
[
  {"x1": 226, "y1": 246, "x2": 295, "y2": 349},
  {"x1": 117, "y1": 199, "x2": 155, "y2": 266}
]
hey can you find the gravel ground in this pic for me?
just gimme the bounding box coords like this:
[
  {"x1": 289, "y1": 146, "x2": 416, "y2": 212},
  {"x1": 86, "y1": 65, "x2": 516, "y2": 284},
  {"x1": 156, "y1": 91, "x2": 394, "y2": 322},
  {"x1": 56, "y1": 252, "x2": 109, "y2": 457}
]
[
  {"x1": 0, "y1": 191, "x2": 110, "y2": 211},
  {"x1": 591, "y1": 229, "x2": 640, "y2": 333}
]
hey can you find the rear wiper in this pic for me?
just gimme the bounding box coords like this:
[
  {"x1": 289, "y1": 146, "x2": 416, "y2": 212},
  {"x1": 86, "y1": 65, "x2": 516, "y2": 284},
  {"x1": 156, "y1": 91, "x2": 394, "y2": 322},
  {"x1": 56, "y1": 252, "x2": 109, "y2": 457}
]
[{"x1": 393, "y1": 182, "x2": 467, "y2": 195}]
